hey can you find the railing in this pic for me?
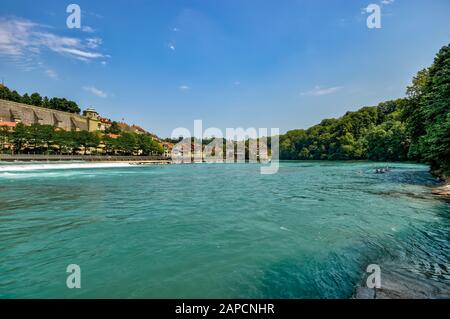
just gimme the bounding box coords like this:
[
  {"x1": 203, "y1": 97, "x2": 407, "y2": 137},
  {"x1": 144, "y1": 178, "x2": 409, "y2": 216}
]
[{"x1": 0, "y1": 154, "x2": 171, "y2": 162}]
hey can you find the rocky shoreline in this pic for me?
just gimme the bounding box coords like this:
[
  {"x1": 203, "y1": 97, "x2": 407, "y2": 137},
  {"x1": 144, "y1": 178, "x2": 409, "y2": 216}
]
[
  {"x1": 432, "y1": 183, "x2": 450, "y2": 197},
  {"x1": 354, "y1": 176, "x2": 449, "y2": 299},
  {"x1": 353, "y1": 266, "x2": 450, "y2": 299}
]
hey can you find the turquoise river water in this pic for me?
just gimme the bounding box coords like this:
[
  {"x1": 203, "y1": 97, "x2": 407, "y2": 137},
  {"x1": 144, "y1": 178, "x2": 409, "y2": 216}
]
[{"x1": 0, "y1": 161, "x2": 449, "y2": 298}]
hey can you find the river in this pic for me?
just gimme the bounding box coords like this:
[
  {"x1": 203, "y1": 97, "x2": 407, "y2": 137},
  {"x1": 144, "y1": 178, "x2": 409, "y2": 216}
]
[{"x1": 0, "y1": 161, "x2": 448, "y2": 298}]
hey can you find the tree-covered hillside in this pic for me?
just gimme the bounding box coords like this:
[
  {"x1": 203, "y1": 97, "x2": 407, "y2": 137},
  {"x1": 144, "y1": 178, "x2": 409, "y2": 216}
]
[
  {"x1": 280, "y1": 99, "x2": 409, "y2": 162},
  {"x1": 280, "y1": 43, "x2": 449, "y2": 178},
  {"x1": 403, "y1": 45, "x2": 450, "y2": 177}
]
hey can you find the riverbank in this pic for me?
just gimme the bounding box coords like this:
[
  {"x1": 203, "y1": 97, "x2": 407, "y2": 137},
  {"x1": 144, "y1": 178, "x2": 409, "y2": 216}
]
[
  {"x1": 0, "y1": 161, "x2": 172, "y2": 172},
  {"x1": 432, "y1": 183, "x2": 450, "y2": 197},
  {"x1": 0, "y1": 154, "x2": 172, "y2": 164}
]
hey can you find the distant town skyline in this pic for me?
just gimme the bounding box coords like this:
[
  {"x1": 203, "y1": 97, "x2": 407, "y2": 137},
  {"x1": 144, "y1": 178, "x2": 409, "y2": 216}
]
[{"x1": 0, "y1": 0, "x2": 449, "y2": 137}]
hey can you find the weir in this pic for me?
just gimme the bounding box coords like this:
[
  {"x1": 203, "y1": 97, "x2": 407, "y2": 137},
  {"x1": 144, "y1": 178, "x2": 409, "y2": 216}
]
[{"x1": 0, "y1": 154, "x2": 171, "y2": 163}]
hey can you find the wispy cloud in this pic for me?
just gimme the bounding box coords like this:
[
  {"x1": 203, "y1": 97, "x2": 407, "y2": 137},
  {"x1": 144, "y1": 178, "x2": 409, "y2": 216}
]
[
  {"x1": 381, "y1": 0, "x2": 395, "y2": 5},
  {"x1": 45, "y1": 69, "x2": 58, "y2": 79},
  {"x1": 86, "y1": 37, "x2": 102, "y2": 49},
  {"x1": 300, "y1": 86, "x2": 343, "y2": 97},
  {"x1": 0, "y1": 17, "x2": 106, "y2": 64},
  {"x1": 83, "y1": 86, "x2": 108, "y2": 98},
  {"x1": 81, "y1": 25, "x2": 95, "y2": 33},
  {"x1": 179, "y1": 85, "x2": 190, "y2": 91},
  {"x1": 168, "y1": 43, "x2": 176, "y2": 51}
]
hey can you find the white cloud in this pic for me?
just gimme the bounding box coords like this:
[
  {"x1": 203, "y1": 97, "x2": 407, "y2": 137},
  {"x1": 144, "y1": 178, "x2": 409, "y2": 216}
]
[
  {"x1": 83, "y1": 86, "x2": 108, "y2": 98},
  {"x1": 381, "y1": 0, "x2": 394, "y2": 4},
  {"x1": 0, "y1": 19, "x2": 36, "y2": 56},
  {"x1": 168, "y1": 43, "x2": 176, "y2": 51},
  {"x1": 300, "y1": 86, "x2": 343, "y2": 97},
  {"x1": 0, "y1": 17, "x2": 106, "y2": 63},
  {"x1": 86, "y1": 37, "x2": 102, "y2": 49},
  {"x1": 45, "y1": 69, "x2": 58, "y2": 79},
  {"x1": 81, "y1": 25, "x2": 95, "y2": 33},
  {"x1": 179, "y1": 85, "x2": 190, "y2": 91},
  {"x1": 55, "y1": 47, "x2": 104, "y2": 60}
]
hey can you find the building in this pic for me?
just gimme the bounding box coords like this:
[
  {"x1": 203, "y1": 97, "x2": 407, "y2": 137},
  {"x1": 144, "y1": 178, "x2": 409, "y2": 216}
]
[
  {"x1": 162, "y1": 142, "x2": 173, "y2": 158},
  {"x1": 0, "y1": 99, "x2": 107, "y2": 132},
  {"x1": 0, "y1": 120, "x2": 17, "y2": 131}
]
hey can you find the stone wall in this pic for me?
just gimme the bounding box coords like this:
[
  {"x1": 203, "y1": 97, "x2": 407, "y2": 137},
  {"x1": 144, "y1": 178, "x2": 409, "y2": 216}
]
[{"x1": 0, "y1": 99, "x2": 99, "y2": 131}]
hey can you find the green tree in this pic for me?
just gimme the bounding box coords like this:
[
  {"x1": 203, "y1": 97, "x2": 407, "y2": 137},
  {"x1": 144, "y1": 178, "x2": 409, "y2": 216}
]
[
  {"x1": 407, "y1": 44, "x2": 450, "y2": 176},
  {"x1": 21, "y1": 93, "x2": 32, "y2": 105},
  {"x1": 0, "y1": 126, "x2": 11, "y2": 152},
  {"x1": 9, "y1": 90, "x2": 22, "y2": 103},
  {"x1": 366, "y1": 121, "x2": 409, "y2": 161},
  {"x1": 402, "y1": 69, "x2": 430, "y2": 159},
  {"x1": 105, "y1": 121, "x2": 121, "y2": 134},
  {"x1": 52, "y1": 130, "x2": 74, "y2": 154},
  {"x1": 102, "y1": 135, "x2": 117, "y2": 155},
  {"x1": 35, "y1": 125, "x2": 54, "y2": 154},
  {"x1": 30, "y1": 92, "x2": 43, "y2": 106},
  {"x1": 116, "y1": 133, "x2": 137, "y2": 155},
  {"x1": 12, "y1": 123, "x2": 29, "y2": 154},
  {"x1": 137, "y1": 134, "x2": 163, "y2": 155},
  {"x1": 279, "y1": 99, "x2": 407, "y2": 161},
  {"x1": 48, "y1": 98, "x2": 81, "y2": 114},
  {"x1": 0, "y1": 84, "x2": 11, "y2": 100},
  {"x1": 73, "y1": 131, "x2": 100, "y2": 155},
  {"x1": 0, "y1": 84, "x2": 81, "y2": 114}
]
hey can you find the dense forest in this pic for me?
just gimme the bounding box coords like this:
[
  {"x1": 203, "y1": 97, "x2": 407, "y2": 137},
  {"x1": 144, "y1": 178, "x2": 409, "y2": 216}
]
[
  {"x1": 0, "y1": 85, "x2": 81, "y2": 114},
  {"x1": 279, "y1": 44, "x2": 449, "y2": 177}
]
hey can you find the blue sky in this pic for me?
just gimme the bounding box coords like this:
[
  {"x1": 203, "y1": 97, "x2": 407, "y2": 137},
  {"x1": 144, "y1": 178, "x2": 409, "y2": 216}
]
[{"x1": 0, "y1": 0, "x2": 449, "y2": 137}]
